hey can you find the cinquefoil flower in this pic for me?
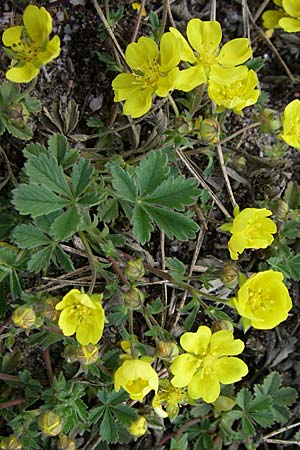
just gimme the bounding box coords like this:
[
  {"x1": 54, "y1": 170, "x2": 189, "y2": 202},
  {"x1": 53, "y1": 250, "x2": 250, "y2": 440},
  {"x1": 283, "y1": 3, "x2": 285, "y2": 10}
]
[
  {"x1": 169, "y1": 18, "x2": 252, "y2": 92},
  {"x1": 2, "y1": 5, "x2": 60, "y2": 83},
  {"x1": 55, "y1": 289, "x2": 105, "y2": 345},
  {"x1": 262, "y1": 0, "x2": 300, "y2": 32},
  {"x1": 221, "y1": 207, "x2": 277, "y2": 260},
  {"x1": 152, "y1": 379, "x2": 184, "y2": 420},
  {"x1": 170, "y1": 326, "x2": 248, "y2": 403},
  {"x1": 208, "y1": 66, "x2": 259, "y2": 114},
  {"x1": 112, "y1": 33, "x2": 181, "y2": 118},
  {"x1": 280, "y1": 99, "x2": 300, "y2": 149},
  {"x1": 114, "y1": 358, "x2": 159, "y2": 401},
  {"x1": 128, "y1": 416, "x2": 147, "y2": 438},
  {"x1": 234, "y1": 270, "x2": 292, "y2": 329}
]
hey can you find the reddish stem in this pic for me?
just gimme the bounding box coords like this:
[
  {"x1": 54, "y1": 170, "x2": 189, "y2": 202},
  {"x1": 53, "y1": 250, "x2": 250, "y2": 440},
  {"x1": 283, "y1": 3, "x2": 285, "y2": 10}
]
[
  {"x1": 0, "y1": 316, "x2": 12, "y2": 334},
  {"x1": 44, "y1": 348, "x2": 53, "y2": 384},
  {"x1": 108, "y1": 256, "x2": 128, "y2": 285},
  {"x1": 0, "y1": 398, "x2": 27, "y2": 409},
  {"x1": 0, "y1": 373, "x2": 20, "y2": 382}
]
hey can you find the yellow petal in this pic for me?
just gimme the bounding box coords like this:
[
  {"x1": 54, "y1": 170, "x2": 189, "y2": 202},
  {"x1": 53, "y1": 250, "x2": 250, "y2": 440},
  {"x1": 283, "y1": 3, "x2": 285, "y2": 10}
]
[
  {"x1": 282, "y1": 0, "x2": 300, "y2": 17},
  {"x1": 156, "y1": 67, "x2": 179, "y2": 96},
  {"x1": 169, "y1": 27, "x2": 196, "y2": 63},
  {"x1": 217, "y1": 38, "x2": 252, "y2": 66},
  {"x1": 279, "y1": 17, "x2": 300, "y2": 32},
  {"x1": 2, "y1": 26, "x2": 23, "y2": 47},
  {"x1": 159, "y1": 32, "x2": 181, "y2": 72},
  {"x1": 58, "y1": 308, "x2": 77, "y2": 336},
  {"x1": 210, "y1": 330, "x2": 244, "y2": 356},
  {"x1": 56, "y1": 289, "x2": 81, "y2": 310},
  {"x1": 123, "y1": 88, "x2": 153, "y2": 118},
  {"x1": 188, "y1": 370, "x2": 220, "y2": 403},
  {"x1": 214, "y1": 357, "x2": 248, "y2": 384},
  {"x1": 228, "y1": 233, "x2": 246, "y2": 260},
  {"x1": 125, "y1": 36, "x2": 158, "y2": 71},
  {"x1": 187, "y1": 18, "x2": 222, "y2": 54},
  {"x1": 5, "y1": 62, "x2": 40, "y2": 83},
  {"x1": 174, "y1": 65, "x2": 206, "y2": 92},
  {"x1": 262, "y1": 10, "x2": 286, "y2": 29},
  {"x1": 112, "y1": 73, "x2": 142, "y2": 101},
  {"x1": 180, "y1": 325, "x2": 211, "y2": 354},
  {"x1": 23, "y1": 5, "x2": 52, "y2": 45},
  {"x1": 209, "y1": 65, "x2": 248, "y2": 84},
  {"x1": 38, "y1": 35, "x2": 61, "y2": 64},
  {"x1": 170, "y1": 354, "x2": 198, "y2": 387}
]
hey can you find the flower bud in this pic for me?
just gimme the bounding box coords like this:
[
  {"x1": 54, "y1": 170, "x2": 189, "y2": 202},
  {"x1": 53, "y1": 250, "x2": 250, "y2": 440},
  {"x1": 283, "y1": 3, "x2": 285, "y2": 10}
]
[
  {"x1": 12, "y1": 305, "x2": 36, "y2": 330},
  {"x1": 44, "y1": 297, "x2": 60, "y2": 322},
  {"x1": 275, "y1": 200, "x2": 289, "y2": 219},
  {"x1": 58, "y1": 434, "x2": 76, "y2": 450},
  {"x1": 156, "y1": 341, "x2": 179, "y2": 360},
  {"x1": 63, "y1": 344, "x2": 78, "y2": 363},
  {"x1": 8, "y1": 103, "x2": 29, "y2": 127},
  {"x1": 212, "y1": 320, "x2": 234, "y2": 333},
  {"x1": 124, "y1": 259, "x2": 145, "y2": 282},
  {"x1": 213, "y1": 395, "x2": 236, "y2": 412},
  {"x1": 199, "y1": 118, "x2": 219, "y2": 144},
  {"x1": 232, "y1": 155, "x2": 246, "y2": 172},
  {"x1": 175, "y1": 115, "x2": 193, "y2": 134},
  {"x1": 124, "y1": 287, "x2": 144, "y2": 310},
  {"x1": 76, "y1": 344, "x2": 99, "y2": 365},
  {"x1": 38, "y1": 411, "x2": 63, "y2": 437},
  {"x1": 221, "y1": 263, "x2": 239, "y2": 289},
  {"x1": 259, "y1": 108, "x2": 280, "y2": 133},
  {"x1": 128, "y1": 416, "x2": 147, "y2": 438},
  {"x1": 0, "y1": 436, "x2": 22, "y2": 450}
]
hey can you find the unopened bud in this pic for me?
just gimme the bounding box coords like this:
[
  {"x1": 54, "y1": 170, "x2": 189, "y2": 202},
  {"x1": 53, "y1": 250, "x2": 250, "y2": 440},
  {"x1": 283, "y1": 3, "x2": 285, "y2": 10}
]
[
  {"x1": 212, "y1": 320, "x2": 234, "y2": 333},
  {"x1": 44, "y1": 297, "x2": 60, "y2": 322},
  {"x1": 175, "y1": 115, "x2": 193, "y2": 134},
  {"x1": 124, "y1": 287, "x2": 144, "y2": 310},
  {"x1": 77, "y1": 344, "x2": 99, "y2": 365},
  {"x1": 0, "y1": 436, "x2": 22, "y2": 450},
  {"x1": 232, "y1": 155, "x2": 246, "y2": 172},
  {"x1": 221, "y1": 263, "x2": 239, "y2": 289},
  {"x1": 128, "y1": 416, "x2": 147, "y2": 438},
  {"x1": 8, "y1": 103, "x2": 29, "y2": 127},
  {"x1": 200, "y1": 118, "x2": 219, "y2": 144},
  {"x1": 12, "y1": 305, "x2": 36, "y2": 330},
  {"x1": 259, "y1": 108, "x2": 280, "y2": 133},
  {"x1": 213, "y1": 395, "x2": 236, "y2": 412},
  {"x1": 276, "y1": 200, "x2": 289, "y2": 219},
  {"x1": 156, "y1": 341, "x2": 179, "y2": 360},
  {"x1": 58, "y1": 434, "x2": 76, "y2": 450},
  {"x1": 38, "y1": 411, "x2": 63, "y2": 436},
  {"x1": 124, "y1": 259, "x2": 145, "y2": 282}
]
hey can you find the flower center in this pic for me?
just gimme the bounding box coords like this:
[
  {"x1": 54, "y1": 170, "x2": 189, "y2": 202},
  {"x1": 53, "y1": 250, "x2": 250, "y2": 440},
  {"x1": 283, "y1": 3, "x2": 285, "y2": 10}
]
[
  {"x1": 68, "y1": 304, "x2": 94, "y2": 326},
  {"x1": 12, "y1": 39, "x2": 39, "y2": 62},
  {"x1": 134, "y1": 59, "x2": 160, "y2": 88},
  {"x1": 196, "y1": 49, "x2": 217, "y2": 74},
  {"x1": 248, "y1": 287, "x2": 272, "y2": 313},
  {"x1": 127, "y1": 378, "x2": 149, "y2": 394}
]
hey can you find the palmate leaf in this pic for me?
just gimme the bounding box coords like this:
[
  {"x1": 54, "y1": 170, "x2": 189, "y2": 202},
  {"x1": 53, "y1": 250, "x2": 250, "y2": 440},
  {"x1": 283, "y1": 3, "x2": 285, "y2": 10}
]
[
  {"x1": 71, "y1": 158, "x2": 94, "y2": 197},
  {"x1": 135, "y1": 149, "x2": 169, "y2": 195},
  {"x1": 100, "y1": 409, "x2": 119, "y2": 443},
  {"x1": 111, "y1": 165, "x2": 137, "y2": 202},
  {"x1": 12, "y1": 184, "x2": 69, "y2": 217},
  {"x1": 12, "y1": 224, "x2": 51, "y2": 249},
  {"x1": 25, "y1": 154, "x2": 71, "y2": 196},
  {"x1": 132, "y1": 204, "x2": 153, "y2": 244},
  {"x1": 144, "y1": 176, "x2": 200, "y2": 210},
  {"x1": 50, "y1": 206, "x2": 81, "y2": 241},
  {"x1": 27, "y1": 246, "x2": 53, "y2": 272},
  {"x1": 47, "y1": 133, "x2": 68, "y2": 164}
]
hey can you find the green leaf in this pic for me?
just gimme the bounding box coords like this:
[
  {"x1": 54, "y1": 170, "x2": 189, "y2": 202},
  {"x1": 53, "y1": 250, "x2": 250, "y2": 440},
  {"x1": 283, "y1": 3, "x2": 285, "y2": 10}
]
[
  {"x1": 23, "y1": 143, "x2": 47, "y2": 159},
  {"x1": 47, "y1": 133, "x2": 68, "y2": 164},
  {"x1": 55, "y1": 246, "x2": 75, "y2": 272},
  {"x1": 0, "y1": 81, "x2": 19, "y2": 103},
  {"x1": 111, "y1": 165, "x2": 137, "y2": 202},
  {"x1": 132, "y1": 204, "x2": 153, "y2": 244},
  {"x1": 78, "y1": 191, "x2": 105, "y2": 207},
  {"x1": 25, "y1": 154, "x2": 71, "y2": 196},
  {"x1": 98, "y1": 198, "x2": 119, "y2": 223},
  {"x1": 12, "y1": 184, "x2": 69, "y2": 217},
  {"x1": 144, "y1": 204, "x2": 199, "y2": 240},
  {"x1": 236, "y1": 388, "x2": 252, "y2": 410},
  {"x1": 111, "y1": 404, "x2": 137, "y2": 425},
  {"x1": 241, "y1": 416, "x2": 255, "y2": 436},
  {"x1": 0, "y1": 247, "x2": 18, "y2": 266},
  {"x1": 0, "y1": 213, "x2": 18, "y2": 239},
  {"x1": 248, "y1": 395, "x2": 274, "y2": 427},
  {"x1": 166, "y1": 257, "x2": 186, "y2": 283},
  {"x1": 135, "y1": 150, "x2": 169, "y2": 195},
  {"x1": 50, "y1": 206, "x2": 81, "y2": 241},
  {"x1": 144, "y1": 176, "x2": 200, "y2": 210},
  {"x1": 6, "y1": 122, "x2": 32, "y2": 140},
  {"x1": 71, "y1": 158, "x2": 94, "y2": 197},
  {"x1": 27, "y1": 246, "x2": 53, "y2": 272},
  {"x1": 12, "y1": 224, "x2": 51, "y2": 249},
  {"x1": 100, "y1": 408, "x2": 119, "y2": 443}
]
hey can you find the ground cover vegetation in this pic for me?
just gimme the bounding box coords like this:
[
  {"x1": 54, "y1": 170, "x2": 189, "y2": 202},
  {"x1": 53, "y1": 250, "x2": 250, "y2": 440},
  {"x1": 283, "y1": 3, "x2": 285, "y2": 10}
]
[{"x1": 0, "y1": 0, "x2": 300, "y2": 449}]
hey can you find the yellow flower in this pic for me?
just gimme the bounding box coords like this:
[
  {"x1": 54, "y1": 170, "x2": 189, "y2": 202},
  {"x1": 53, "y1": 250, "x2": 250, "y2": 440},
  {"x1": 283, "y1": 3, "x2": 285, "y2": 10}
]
[
  {"x1": 170, "y1": 326, "x2": 248, "y2": 404},
  {"x1": 169, "y1": 18, "x2": 252, "y2": 92},
  {"x1": 280, "y1": 99, "x2": 300, "y2": 149},
  {"x1": 112, "y1": 33, "x2": 181, "y2": 118},
  {"x1": 128, "y1": 416, "x2": 147, "y2": 438},
  {"x1": 208, "y1": 66, "x2": 260, "y2": 114},
  {"x1": 280, "y1": 0, "x2": 300, "y2": 31},
  {"x1": 234, "y1": 270, "x2": 292, "y2": 329},
  {"x1": 262, "y1": 9, "x2": 286, "y2": 29},
  {"x1": 2, "y1": 5, "x2": 60, "y2": 83},
  {"x1": 114, "y1": 358, "x2": 159, "y2": 401},
  {"x1": 152, "y1": 379, "x2": 184, "y2": 420},
  {"x1": 131, "y1": 2, "x2": 147, "y2": 17},
  {"x1": 55, "y1": 289, "x2": 105, "y2": 345},
  {"x1": 221, "y1": 207, "x2": 277, "y2": 260}
]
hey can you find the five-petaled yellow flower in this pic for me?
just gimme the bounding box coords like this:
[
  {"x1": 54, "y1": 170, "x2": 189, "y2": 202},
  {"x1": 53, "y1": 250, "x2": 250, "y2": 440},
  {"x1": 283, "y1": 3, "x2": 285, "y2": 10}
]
[
  {"x1": 169, "y1": 18, "x2": 252, "y2": 92},
  {"x1": 280, "y1": 99, "x2": 300, "y2": 149},
  {"x1": 2, "y1": 5, "x2": 60, "y2": 83},
  {"x1": 170, "y1": 326, "x2": 248, "y2": 404},
  {"x1": 55, "y1": 289, "x2": 105, "y2": 345},
  {"x1": 263, "y1": 0, "x2": 300, "y2": 32},
  {"x1": 221, "y1": 207, "x2": 277, "y2": 260},
  {"x1": 112, "y1": 33, "x2": 181, "y2": 118},
  {"x1": 208, "y1": 66, "x2": 260, "y2": 114},
  {"x1": 234, "y1": 270, "x2": 292, "y2": 329},
  {"x1": 114, "y1": 358, "x2": 159, "y2": 401},
  {"x1": 152, "y1": 379, "x2": 184, "y2": 420},
  {"x1": 128, "y1": 416, "x2": 147, "y2": 438}
]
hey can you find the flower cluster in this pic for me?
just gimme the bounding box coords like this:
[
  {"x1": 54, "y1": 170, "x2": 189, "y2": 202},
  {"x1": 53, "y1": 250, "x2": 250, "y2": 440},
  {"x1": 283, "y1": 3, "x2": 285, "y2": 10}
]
[
  {"x1": 2, "y1": 5, "x2": 60, "y2": 83},
  {"x1": 262, "y1": 0, "x2": 300, "y2": 33},
  {"x1": 112, "y1": 18, "x2": 259, "y2": 117}
]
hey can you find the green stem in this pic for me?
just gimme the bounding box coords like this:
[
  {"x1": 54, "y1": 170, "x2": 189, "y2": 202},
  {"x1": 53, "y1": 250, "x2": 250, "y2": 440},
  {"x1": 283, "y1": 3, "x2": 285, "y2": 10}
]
[
  {"x1": 17, "y1": 77, "x2": 38, "y2": 102},
  {"x1": 128, "y1": 309, "x2": 136, "y2": 358},
  {"x1": 78, "y1": 231, "x2": 97, "y2": 295},
  {"x1": 168, "y1": 94, "x2": 179, "y2": 118}
]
